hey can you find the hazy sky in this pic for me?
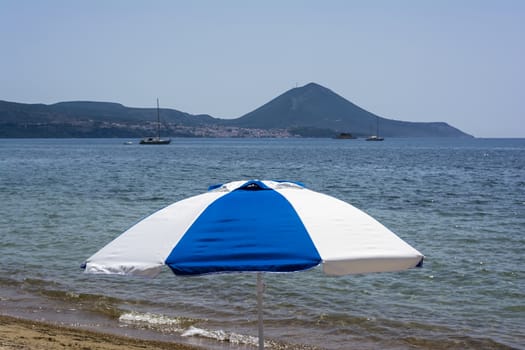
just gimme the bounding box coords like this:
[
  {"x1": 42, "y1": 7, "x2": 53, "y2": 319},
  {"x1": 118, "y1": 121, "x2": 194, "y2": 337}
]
[{"x1": 1, "y1": 0, "x2": 523, "y2": 137}]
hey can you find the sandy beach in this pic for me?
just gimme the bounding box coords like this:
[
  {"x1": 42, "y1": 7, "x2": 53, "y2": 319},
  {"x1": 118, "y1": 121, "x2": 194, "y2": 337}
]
[{"x1": 0, "y1": 315, "x2": 203, "y2": 350}]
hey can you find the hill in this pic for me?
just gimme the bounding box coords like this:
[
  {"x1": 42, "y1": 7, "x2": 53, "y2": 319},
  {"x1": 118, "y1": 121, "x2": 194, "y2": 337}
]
[
  {"x1": 0, "y1": 100, "x2": 216, "y2": 138},
  {"x1": 228, "y1": 83, "x2": 470, "y2": 137},
  {"x1": 0, "y1": 100, "x2": 215, "y2": 125},
  {"x1": 0, "y1": 83, "x2": 472, "y2": 138}
]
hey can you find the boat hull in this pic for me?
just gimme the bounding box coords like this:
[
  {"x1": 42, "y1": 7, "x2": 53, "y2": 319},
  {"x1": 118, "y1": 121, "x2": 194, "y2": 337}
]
[
  {"x1": 139, "y1": 138, "x2": 171, "y2": 145},
  {"x1": 366, "y1": 136, "x2": 384, "y2": 141}
]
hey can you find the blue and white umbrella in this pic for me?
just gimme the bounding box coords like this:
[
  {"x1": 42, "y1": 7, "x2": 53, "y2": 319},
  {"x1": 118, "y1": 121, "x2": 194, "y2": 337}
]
[{"x1": 83, "y1": 180, "x2": 423, "y2": 349}]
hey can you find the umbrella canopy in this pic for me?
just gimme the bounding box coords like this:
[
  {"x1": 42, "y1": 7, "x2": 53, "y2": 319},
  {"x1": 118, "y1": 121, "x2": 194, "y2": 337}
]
[
  {"x1": 84, "y1": 180, "x2": 423, "y2": 277},
  {"x1": 83, "y1": 180, "x2": 423, "y2": 349}
]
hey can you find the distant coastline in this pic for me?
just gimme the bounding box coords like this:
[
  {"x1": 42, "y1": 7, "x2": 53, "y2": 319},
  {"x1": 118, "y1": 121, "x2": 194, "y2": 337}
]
[{"x1": 0, "y1": 83, "x2": 473, "y2": 138}]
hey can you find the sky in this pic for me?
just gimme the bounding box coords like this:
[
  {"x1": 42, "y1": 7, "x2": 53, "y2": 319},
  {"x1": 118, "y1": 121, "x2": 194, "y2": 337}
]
[{"x1": 1, "y1": 0, "x2": 524, "y2": 137}]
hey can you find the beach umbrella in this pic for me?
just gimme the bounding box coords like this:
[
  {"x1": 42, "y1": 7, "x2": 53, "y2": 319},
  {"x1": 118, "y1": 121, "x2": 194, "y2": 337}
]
[{"x1": 83, "y1": 180, "x2": 423, "y2": 349}]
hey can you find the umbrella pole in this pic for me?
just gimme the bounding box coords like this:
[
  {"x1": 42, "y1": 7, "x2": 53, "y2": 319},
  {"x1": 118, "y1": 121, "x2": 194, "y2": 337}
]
[{"x1": 257, "y1": 272, "x2": 264, "y2": 349}]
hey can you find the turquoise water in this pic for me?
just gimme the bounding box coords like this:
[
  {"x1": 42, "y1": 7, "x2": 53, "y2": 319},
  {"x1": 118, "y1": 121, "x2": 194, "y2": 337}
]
[{"x1": 0, "y1": 138, "x2": 523, "y2": 349}]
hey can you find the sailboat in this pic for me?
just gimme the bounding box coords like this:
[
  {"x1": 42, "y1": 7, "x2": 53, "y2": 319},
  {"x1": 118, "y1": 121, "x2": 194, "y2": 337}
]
[
  {"x1": 366, "y1": 116, "x2": 384, "y2": 141},
  {"x1": 140, "y1": 98, "x2": 171, "y2": 145}
]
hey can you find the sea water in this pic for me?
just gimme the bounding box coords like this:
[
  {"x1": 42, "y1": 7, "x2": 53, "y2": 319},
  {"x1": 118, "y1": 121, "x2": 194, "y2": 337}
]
[{"x1": 0, "y1": 138, "x2": 523, "y2": 349}]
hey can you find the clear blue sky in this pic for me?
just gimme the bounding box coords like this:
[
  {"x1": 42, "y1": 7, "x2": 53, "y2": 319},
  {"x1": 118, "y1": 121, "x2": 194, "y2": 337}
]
[{"x1": 1, "y1": 0, "x2": 523, "y2": 137}]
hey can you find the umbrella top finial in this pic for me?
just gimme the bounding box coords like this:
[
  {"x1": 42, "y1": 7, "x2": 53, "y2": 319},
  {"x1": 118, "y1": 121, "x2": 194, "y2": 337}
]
[{"x1": 208, "y1": 180, "x2": 306, "y2": 193}]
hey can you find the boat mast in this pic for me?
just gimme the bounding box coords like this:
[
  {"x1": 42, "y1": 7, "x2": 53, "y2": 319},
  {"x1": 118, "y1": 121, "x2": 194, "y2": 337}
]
[{"x1": 156, "y1": 98, "x2": 160, "y2": 139}]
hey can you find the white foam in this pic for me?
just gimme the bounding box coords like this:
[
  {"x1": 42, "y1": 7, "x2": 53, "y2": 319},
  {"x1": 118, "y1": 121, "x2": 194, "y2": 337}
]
[
  {"x1": 118, "y1": 311, "x2": 188, "y2": 332},
  {"x1": 181, "y1": 325, "x2": 262, "y2": 346},
  {"x1": 120, "y1": 312, "x2": 268, "y2": 347}
]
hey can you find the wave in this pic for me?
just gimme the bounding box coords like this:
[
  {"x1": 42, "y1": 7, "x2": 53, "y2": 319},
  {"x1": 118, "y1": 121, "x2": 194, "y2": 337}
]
[
  {"x1": 182, "y1": 325, "x2": 259, "y2": 346},
  {"x1": 119, "y1": 311, "x2": 198, "y2": 332},
  {"x1": 118, "y1": 311, "x2": 260, "y2": 346},
  {"x1": 118, "y1": 312, "x2": 319, "y2": 349}
]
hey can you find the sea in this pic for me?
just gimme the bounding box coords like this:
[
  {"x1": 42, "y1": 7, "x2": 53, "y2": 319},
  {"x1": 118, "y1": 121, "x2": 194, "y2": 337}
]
[{"x1": 0, "y1": 137, "x2": 523, "y2": 350}]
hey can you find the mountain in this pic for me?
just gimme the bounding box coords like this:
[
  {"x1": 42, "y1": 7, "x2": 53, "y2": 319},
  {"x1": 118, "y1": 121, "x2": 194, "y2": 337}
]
[
  {"x1": 0, "y1": 83, "x2": 472, "y2": 138},
  {"x1": 228, "y1": 83, "x2": 470, "y2": 137},
  {"x1": 0, "y1": 100, "x2": 216, "y2": 138},
  {"x1": 0, "y1": 100, "x2": 215, "y2": 125}
]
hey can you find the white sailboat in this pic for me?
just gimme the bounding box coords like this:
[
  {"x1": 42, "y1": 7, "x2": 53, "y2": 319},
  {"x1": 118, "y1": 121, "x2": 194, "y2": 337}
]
[
  {"x1": 140, "y1": 98, "x2": 171, "y2": 145},
  {"x1": 366, "y1": 116, "x2": 384, "y2": 141}
]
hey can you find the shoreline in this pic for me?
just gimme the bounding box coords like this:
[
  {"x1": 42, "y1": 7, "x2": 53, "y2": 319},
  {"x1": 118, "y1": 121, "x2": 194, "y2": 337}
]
[{"x1": 0, "y1": 314, "x2": 204, "y2": 350}]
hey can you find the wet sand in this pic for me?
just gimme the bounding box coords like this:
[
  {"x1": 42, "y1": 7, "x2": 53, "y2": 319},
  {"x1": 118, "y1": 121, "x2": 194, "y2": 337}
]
[{"x1": 0, "y1": 315, "x2": 203, "y2": 350}]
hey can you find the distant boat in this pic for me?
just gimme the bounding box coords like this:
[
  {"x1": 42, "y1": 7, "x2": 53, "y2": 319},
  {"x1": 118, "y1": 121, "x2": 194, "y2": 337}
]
[
  {"x1": 365, "y1": 135, "x2": 384, "y2": 141},
  {"x1": 140, "y1": 99, "x2": 171, "y2": 145},
  {"x1": 366, "y1": 116, "x2": 384, "y2": 141},
  {"x1": 335, "y1": 132, "x2": 356, "y2": 139}
]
